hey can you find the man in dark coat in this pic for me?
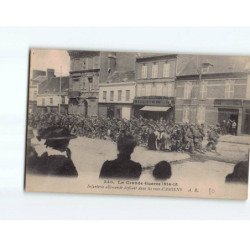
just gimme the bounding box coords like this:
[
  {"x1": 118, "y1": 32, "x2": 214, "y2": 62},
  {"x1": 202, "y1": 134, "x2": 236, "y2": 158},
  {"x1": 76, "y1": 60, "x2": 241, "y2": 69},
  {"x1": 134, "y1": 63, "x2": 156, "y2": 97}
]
[
  {"x1": 99, "y1": 134, "x2": 142, "y2": 179},
  {"x1": 147, "y1": 127, "x2": 157, "y2": 150},
  {"x1": 206, "y1": 126, "x2": 219, "y2": 152},
  {"x1": 28, "y1": 126, "x2": 78, "y2": 177}
]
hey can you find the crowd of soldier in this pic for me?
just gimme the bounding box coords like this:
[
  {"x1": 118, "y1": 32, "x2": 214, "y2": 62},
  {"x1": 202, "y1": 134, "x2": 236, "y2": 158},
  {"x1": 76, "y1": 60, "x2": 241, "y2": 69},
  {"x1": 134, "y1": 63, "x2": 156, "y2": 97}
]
[{"x1": 28, "y1": 112, "x2": 221, "y2": 154}]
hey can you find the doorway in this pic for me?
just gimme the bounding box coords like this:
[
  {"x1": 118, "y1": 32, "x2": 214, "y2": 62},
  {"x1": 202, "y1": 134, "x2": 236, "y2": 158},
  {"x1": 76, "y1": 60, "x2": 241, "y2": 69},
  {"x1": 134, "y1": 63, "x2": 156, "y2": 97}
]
[{"x1": 218, "y1": 108, "x2": 239, "y2": 134}]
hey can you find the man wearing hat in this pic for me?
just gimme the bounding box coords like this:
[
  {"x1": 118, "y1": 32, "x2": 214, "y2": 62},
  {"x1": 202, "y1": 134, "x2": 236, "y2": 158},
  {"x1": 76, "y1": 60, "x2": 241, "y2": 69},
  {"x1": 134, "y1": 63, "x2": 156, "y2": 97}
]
[{"x1": 28, "y1": 126, "x2": 78, "y2": 177}]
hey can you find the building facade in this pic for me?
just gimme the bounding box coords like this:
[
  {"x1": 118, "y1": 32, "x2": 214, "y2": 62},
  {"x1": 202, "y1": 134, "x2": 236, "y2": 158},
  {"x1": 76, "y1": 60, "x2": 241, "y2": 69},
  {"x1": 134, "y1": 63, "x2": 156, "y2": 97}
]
[
  {"x1": 67, "y1": 51, "x2": 136, "y2": 117},
  {"x1": 99, "y1": 80, "x2": 135, "y2": 120},
  {"x1": 36, "y1": 75, "x2": 69, "y2": 114},
  {"x1": 175, "y1": 56, "x2": 250, "y2": 134},
  {"x1": 134, "y1": 54, "x2": 177, "y2": 121},
  {"x1": 29, "y1": 69, "x2": 47, "y2": 113}
]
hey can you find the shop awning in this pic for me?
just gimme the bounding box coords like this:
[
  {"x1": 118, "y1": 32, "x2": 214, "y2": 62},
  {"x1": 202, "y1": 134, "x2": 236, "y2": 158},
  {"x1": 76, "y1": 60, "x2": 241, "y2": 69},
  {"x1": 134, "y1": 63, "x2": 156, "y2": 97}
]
[{"x1": 140, "y1": 106, "x2": 171, "y2": 112}]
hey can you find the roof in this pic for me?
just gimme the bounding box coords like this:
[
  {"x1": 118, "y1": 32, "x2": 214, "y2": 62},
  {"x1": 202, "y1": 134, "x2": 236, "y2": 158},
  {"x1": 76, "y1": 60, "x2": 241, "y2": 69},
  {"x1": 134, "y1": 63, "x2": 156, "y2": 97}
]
[
  {"x1": 136, "y1": 53, "x2": 177, "y2": 62},
  {"x1": 107, "y1": 70, "x2": 135, "y2": 83},
  {"x1": 31, "y1": 75, "x2": 47, "y2": 84},
  {"x1": 177, "y1": 55, "x2": 250, "y2": 76},
  {"x1": 38, "y1": 76, "x2": 69, "y2": 94}
]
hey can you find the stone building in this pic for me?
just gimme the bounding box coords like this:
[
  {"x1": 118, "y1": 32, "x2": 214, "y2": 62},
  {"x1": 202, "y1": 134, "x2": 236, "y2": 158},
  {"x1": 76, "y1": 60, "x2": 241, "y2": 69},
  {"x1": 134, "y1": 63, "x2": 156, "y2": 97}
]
[
  {"x1": 175, "y1": 55, "x2": 250, "y2": 135},
  {"x1": 98, "y1": 71, "x2": 135, "y2": 120},
  {"x1": 133, "y1": 54, "x2": 177, "y2": 121},
  {"x1": 67, "y1": 50, "x2": 136, "y2": 117}
]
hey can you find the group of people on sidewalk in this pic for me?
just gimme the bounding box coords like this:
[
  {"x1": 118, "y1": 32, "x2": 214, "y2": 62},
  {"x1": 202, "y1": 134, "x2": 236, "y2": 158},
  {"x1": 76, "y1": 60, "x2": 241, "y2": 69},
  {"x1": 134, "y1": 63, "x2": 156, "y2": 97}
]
[{"x1": 220, "y1": 119, "x2": 238, "y2": 135}]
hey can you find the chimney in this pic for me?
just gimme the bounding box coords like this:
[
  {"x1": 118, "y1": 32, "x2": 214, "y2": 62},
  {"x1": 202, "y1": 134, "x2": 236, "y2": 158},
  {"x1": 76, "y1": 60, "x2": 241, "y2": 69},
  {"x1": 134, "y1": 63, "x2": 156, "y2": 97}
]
[{"x1": 47, "y1": 68, "x2": 55, "y2": 79}]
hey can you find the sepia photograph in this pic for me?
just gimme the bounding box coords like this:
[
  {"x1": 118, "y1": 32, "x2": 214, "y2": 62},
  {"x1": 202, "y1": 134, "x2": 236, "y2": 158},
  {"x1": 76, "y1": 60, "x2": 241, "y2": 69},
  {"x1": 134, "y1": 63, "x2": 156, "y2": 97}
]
[{"x1": 25, "y1": 48, "x2": 249, "y2": 199}]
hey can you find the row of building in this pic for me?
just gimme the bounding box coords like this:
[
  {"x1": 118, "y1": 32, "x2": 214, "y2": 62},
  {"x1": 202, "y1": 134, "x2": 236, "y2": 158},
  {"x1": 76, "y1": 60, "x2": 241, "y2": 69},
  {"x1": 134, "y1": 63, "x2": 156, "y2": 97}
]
[{"x1": 29, "y1": 51, "x2": 250, "y2": 135}]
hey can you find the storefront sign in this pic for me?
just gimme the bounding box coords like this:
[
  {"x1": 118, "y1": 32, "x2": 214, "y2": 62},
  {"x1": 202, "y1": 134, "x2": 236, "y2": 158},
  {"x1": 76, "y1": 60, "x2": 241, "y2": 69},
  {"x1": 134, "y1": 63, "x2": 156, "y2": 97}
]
[
  {"x1": 214, "y1": 99, "x2": 243, "y2": 107},
  {"x1": 134, "y1": 96, "x2": 174, "y2": 106}
]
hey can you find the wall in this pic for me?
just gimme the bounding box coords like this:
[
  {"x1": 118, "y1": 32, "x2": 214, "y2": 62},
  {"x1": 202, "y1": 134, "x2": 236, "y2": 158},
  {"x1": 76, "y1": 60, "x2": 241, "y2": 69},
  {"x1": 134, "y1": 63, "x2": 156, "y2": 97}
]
[
  {"x1": 29, "y1": 85, "x2": 38, "y2": 102},
  {"x1": 136, "y1": 82, "x2": 175, "y2": 97},
  {"x1": 98, "y1": 103, "x2": 132, "y2": 120},
  {"x1": 175, "y1": 76, "x2": 248, "y2": 124},
  {"x1": 99, "y1": 83, "x2": 135, "y2": 103},
  {"x1": 116, "y1": 52, "x2": 136, "y2": 72},
  {"x1": 136, "y1": 58, "x2": 176, "y2": 81},
  {"x1": 37, "y1": 94, "x2": 69, "y2": 106}
]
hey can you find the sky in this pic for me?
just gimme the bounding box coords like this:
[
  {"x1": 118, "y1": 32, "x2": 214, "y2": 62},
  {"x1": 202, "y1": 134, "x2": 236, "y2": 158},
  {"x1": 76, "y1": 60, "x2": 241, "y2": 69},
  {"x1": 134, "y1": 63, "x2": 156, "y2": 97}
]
[{"x1": 30, "y1": 48, "x2": 70, "y2": 78}]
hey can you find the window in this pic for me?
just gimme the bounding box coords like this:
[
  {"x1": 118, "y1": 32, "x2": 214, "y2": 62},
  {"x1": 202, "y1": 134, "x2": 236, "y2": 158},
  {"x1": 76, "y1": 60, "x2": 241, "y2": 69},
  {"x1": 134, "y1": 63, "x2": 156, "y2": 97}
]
[
  {"x1": 50, "y1": 98, "x2": 53, "y2": 105},
  {"x1": 88, "y1": 58, "x2": 93, "y2": 69},
  {"x1": 82, "y1": 58, "x2": 86, "y2": 69},
  {"x1": 137, "y1": 85, "x2": 141, "y2": 97},
  {"x1": 73, "y1": 58, "x2": 80, "y2": 71},
  {"x1": 225, "y1": 80, "x2": 234, "y2": 98},
  {"x1": 163, "y1": 63, "x2": 170, "y2": 78},
  {"x1": 202, "y1": 66, "x2": 209, "y2": 73},
  {"x1": 42, "y1": 98, "x2": 45, "y2": 106},
  {"x1": 151, "y1": 85, "x2": 157, "y2": 95},
  {"x1": 152, "y1": 64, "x2": 158, "y2": 78},
  {"x1": 200, "y1": 81, "x2": 207, "y2": 99},
  {"x1": 110, "y1": 91, "x2": 114, "y2": 101},
  {"x1": 141, "y1": 64, "x2": 147, "y2": 79},
  {"x1": 183, "y1": 106, "x2": 190, "y2": 123},
  {"x1": 33, "y1": 90, "x2": 37, "y2": 99},
  {"x1": 80, "y1": 81, "x2": 85, "y2": 90},
  {"x1": 156, "y1": 84, "x2": 163, "y2": 96},
  {"x1": 197, "y1": 106, "x2": 206, "y2": 124},
  {"x1": 184, "y1": 82, "x2": 192, "y2": 99},
  {"x1": 61, "y1": 96, "x2": 65, "y2": 104},
  {"x1": 141, "y1": 85, "x2": 146, "y2": 96},
  {"x1": 125, "y1": 90, "x2": 130, "y2": 101},
  {"x1": 167, "y1": 83, "x2": 174, "y2": 97},
  {"x1": 88, "y1": 77, "x2": 93, "y2": 83},
  {"x1": 103, "y1": 91, "x2": 107, "y2": 101},
  {"x1": 163, "y1": 84, "x2": 168, "y2": 96},
  {"x1": 94, "y1": 56, "x2": 99, "y2": 68},
  {"x1": 116, "y1": 109, "x2": 121, "y2": 118},
  {"x1": 118, "y1": 90, "x2": 122, "y2": 101}
]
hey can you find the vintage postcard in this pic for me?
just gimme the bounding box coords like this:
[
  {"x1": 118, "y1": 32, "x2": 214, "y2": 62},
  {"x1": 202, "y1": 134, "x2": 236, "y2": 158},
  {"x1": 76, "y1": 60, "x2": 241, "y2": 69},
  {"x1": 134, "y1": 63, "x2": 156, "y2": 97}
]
[{"x1": 25, "y1": 48, "x2": 249, "y2": 199}]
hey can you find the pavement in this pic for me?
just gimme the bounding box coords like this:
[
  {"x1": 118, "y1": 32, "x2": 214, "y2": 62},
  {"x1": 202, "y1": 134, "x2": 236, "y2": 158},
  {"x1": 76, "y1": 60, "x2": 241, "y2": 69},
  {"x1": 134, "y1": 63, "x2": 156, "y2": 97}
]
[{"x1": 219, "y1": 134, "x2": 250, "y2": 145}]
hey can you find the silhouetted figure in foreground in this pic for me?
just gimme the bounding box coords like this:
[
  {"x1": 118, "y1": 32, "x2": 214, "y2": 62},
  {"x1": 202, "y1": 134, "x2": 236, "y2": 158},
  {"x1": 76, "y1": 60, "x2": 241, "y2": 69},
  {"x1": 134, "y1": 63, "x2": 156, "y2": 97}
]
[
  {"x1": 225, "y1": 161, "x2": 249, "y2": 183},
  {"x1": 153, "y1": 161, "x2": 172, "y2": 180},
  {"x1": 99, "y1": 134, "x2": 142, "y2": 179},
  {"x1": 26, "y1": 126, "x2": 39, "y2": 169},
  {"x1": 28, "y1": 126, "x2": 78, "y2": 177}
]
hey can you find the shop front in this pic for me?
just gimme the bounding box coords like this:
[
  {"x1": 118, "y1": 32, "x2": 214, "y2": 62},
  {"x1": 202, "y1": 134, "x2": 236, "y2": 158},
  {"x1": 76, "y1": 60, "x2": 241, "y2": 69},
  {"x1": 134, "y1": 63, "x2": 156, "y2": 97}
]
[
  {"x1": 98, "y1": 103, "x2": 133, "y2": 120},
  {"x1": 214, "y1": 99, "x2": 250, "y2": 135},
  {"x1": 133, "y1": 96, "x2": 175, "y2": 121}
]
